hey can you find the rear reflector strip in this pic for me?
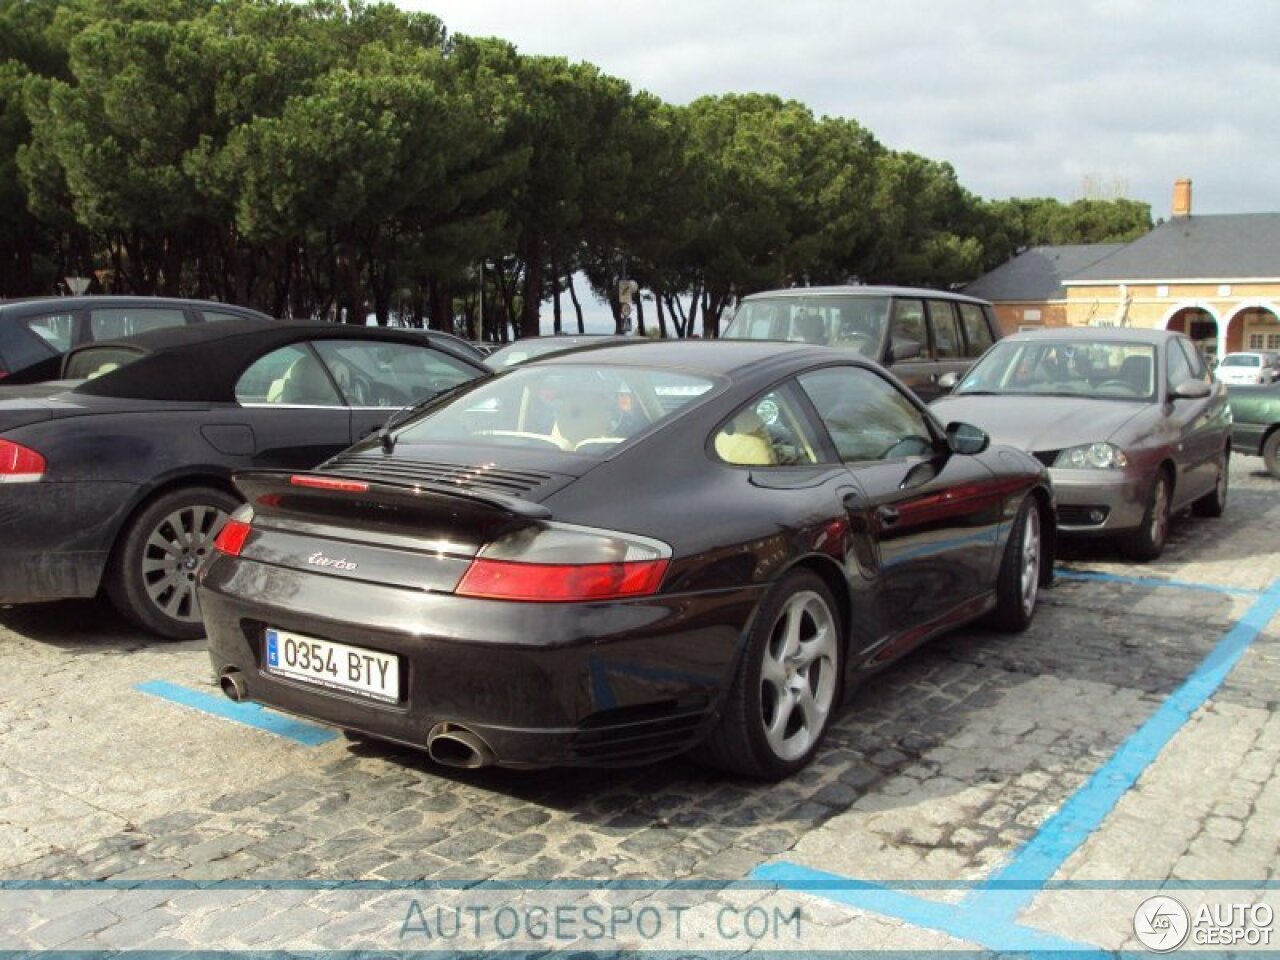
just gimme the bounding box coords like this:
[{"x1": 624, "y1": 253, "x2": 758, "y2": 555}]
[
  {"x1": 290, "y1": 475, "x2": 370, "y2": 493},
  {"x1": 0, "y1": 439, "x2": 45, "y2": 483},
  {"x1": 456, "y1": 558, "x2": 669, "y2": 602}
]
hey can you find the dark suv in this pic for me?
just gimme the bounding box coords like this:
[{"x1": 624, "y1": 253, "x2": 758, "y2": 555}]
[
  {"x1": 0, "y1": 296, "x2": 274, "y2": 381},
  {"x1": 722, "y1": 286, "x2": 1002, "y2": 401}
]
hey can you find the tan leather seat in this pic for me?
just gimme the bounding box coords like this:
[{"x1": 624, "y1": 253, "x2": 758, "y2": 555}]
[{"x1": 714, "y1": 409, "x2": 776, "y2": 465}]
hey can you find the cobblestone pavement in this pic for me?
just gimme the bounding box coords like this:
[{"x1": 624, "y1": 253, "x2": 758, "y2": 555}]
[{"x1": 1, "y1": 457, "x2": 1277, "y2": 954}]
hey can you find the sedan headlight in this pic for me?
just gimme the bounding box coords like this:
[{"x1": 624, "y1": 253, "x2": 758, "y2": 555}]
[{"x1": 1053, "y1": 442, "x2": 1129, "y2": 470}]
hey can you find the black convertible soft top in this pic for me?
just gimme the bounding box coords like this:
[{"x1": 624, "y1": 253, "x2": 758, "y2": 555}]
[{"x1": 66, "y1": 319, "x2": 484, "y2": 403}]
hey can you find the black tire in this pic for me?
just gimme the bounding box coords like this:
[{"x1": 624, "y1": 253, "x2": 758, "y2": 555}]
[
  {"x1": 1121, "y1": 470, "x2": 1171, "y2": 562},
  {"x1": 1192, "y1": 448, "x2": 1229, "y2": 517},
  {"x1": 987, "y1": 496, "x2": 1042, "y2": 633},
  {"x1": 698, "y1": 569, "x2": 843, "y2": 780},
  {"x1": 1264, "y1": 431, "x2": 1280, "y2": 480},
  {"x1": 106, "y1": 485, "x2": 239, "y2": 640}
]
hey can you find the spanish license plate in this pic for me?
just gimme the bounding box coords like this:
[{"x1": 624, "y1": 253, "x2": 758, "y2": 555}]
[{"x1": 264, "y1": 628, "x2": 400, "y2": 703}]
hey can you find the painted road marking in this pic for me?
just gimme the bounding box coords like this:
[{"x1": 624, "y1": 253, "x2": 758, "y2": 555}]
[
  {"x1": 753, "y1": 576, "x2": 1280, "y2": 952},
  {"x1": 135, "y1": 679, "x2": 339, "y2": 747}
]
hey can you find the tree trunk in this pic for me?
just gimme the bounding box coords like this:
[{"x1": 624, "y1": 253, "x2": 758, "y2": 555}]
[
  {"x1": 654, "y1": 285, "x2": 668, "y2": 339},
  {"x1": 518, "y1": 234, "x2": 542, "y2": 339},
  {"x1": 551, "y1": 259, "x2": 563, "y2": 335},
  {"x1": 567, "y1": 274, "x2": 585, "y2": 333},
  {"x1": 635, "y1": 291, "x2": 646, "y2": 337}
]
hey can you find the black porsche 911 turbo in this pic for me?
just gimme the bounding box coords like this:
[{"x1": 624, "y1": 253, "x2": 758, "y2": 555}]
[
  {"x1": 0, "y1": 319, "x2": 489, "y2": 639},
  {"x1": 200, "y1": 340, "x2": 1055, "y2": 779}
]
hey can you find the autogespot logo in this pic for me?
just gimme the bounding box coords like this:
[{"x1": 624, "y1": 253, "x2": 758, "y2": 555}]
[{"x1": 1134, "y1": 895, "x2": 1191, "y2": 952}]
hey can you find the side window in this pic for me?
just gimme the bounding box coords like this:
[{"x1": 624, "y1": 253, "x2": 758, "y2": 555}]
[
  {"x1": 927, "y1": 300, "x2": 963, "y2": 359},
  {"x1": 958, "y1": 303, "x2": 995, "y2": 357},
  {"x1": 798, "y1": 367, "x2": 935, "y2": 463},
  {"x1": 1166, "y1": 341, "x2": 1193, "y2": 391},
  {"x1": 90, "y1": 307, "x2": 188, "y2": 340},
  {"x1": 236, "y1": 344, "x2": 341, "y2": 406},
  {"x1": 713, "y1": 389, "x2": 819, "y2": 467},
  {"x1": 202, "y1": 309, "x2": 255, "y2": 324},
  {"x1": 889, "y1": 299, "x2": 930, "y2": 360},
  {"x1": 312, "y1": 340, "x2": 478, "y2": 408},
  {"x1": 1177, "y1": 337, "x2": 1209, "y2": 382},
  {"x1": 20, "y1": 312, "x2": 75, "y2": 352}
]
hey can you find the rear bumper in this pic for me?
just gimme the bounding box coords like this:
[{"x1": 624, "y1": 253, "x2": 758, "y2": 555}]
[
  {"x1": 0, "y1": 482, "x2": 133, "y2": 602},
  {"x1": 198, "y1": 554, "x2": 764, "y2": 768}
]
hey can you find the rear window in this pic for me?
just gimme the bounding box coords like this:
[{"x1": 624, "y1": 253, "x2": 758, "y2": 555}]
[
  {"x1": 64, "y1": 346, "x2": 146, "y2": 380},
  {"x1": 396, "y1": 364, "x2": 715, "y2": 456}
]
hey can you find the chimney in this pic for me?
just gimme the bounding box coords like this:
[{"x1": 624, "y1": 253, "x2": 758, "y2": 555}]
[{"x1": 1172, "y1": 178, "x2": 1192, "y2": 218}]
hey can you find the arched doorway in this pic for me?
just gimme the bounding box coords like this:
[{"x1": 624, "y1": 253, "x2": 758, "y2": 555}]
[
  {"x1": 1163, "y1": 305, "x2": 1221, "y2": 364},
  {"x1": 1225, "y1": 303, "x2": 1280, "y2": 355}
]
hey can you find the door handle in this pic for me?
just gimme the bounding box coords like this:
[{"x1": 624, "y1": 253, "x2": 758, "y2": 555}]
[{"x1": 876, "y1": 505, "x2": 901, "y2": 526}]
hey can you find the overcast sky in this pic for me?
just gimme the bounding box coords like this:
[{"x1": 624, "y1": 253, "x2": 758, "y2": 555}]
[{"x1": 404, "y1": 0, "x2": 1279, "y2": 218}]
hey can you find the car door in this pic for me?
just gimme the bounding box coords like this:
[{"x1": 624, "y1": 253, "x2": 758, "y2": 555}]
[
  {"x1": 926, "y1": 299, "x2": 972, "y2": 388},
  {"x1": 233, "y1": 342, "x2": 354, "y2": 468},
  {"x1": 310, "y1": 339, "x2": 485, "y2": 443},
  {"x1": 1166, "y1": 336, "x2": 1224, "y2": 503},
  {"x1": 796, "y1": 365, "x2": 1004, "y2": 663}
]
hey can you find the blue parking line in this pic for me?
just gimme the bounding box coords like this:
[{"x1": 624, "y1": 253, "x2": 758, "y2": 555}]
[
  {"x1": 752, "y1": 576, "x2": 1280, "y2": 951},
  {"x1": 135, "y1": 679, "x2": 339, "y2": 746},
  {"x1": 1055, "y1": 568, "x2": 1264, "y2": 596}
]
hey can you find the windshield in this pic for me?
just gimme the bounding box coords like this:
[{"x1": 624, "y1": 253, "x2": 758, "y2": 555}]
[
  {"x1": 955, "y1": 339, "x2": 1158, "y2": 402},
  {"x1": 487, "y1": 338, "x2": 594, "y2": 369},
  {"x1": 724, "y1": 295, "x2": 890, "y2": 356},
  {"x1": 394, "y1": 363, "x2": 716, "y2": 456},
  {"x1": 1220, "y1": 354, "x2": 1261, "y2": 368}
]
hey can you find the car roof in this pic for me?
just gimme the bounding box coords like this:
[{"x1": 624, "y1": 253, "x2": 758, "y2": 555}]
[
  {"x1": 1000, "y1": 327, "x2": 1174, "y2": 345},
  {"x1": 740, "y1": 285, "x2": 992, "y2": 306},
  {"x1": 0, "y1": 295, "x2": 272, "y2": 318},
  {"x1": 68, "y1": 318, "x2": 488, "y2": 403}
]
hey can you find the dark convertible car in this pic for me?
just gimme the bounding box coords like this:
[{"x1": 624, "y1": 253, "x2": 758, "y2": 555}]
[
  {"x1": 200, "y1": 341, "x2": 1054, "y2": 779},
  {"x1": 0, "y1": 320, "x2": 488, "y2": 639}
]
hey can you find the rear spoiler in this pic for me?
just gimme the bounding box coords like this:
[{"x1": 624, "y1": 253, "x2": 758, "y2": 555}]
[{"x1": 233, "y1": 470, "x2": 552, "y2": 521}]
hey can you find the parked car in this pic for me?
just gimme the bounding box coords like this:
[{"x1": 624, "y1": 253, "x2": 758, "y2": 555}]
[
  {"x1": 200, "y1": 340, "x2": 1053, "y2": 779},
  {"x1": 1226, "y1": 381, "x2": 1280, "y2": 478},
  {"x1": 0, "y1": 319, "x2": 489, "y2": 639},
  {"x1": 933, "y1": 328, "x2": 1230, "y2": 561},
  {"x1": 1215, "y1": 351, "x2": 1278, "y2": 386},
  {"x1": 0, "y1": 295, "x2": 274, "y2": 382},
  {"x1": 721, "y1": 286, "x2": 1002, "y2": 401},
  {"x1": 487, "y1": 334, "x2": 637, "y2": 369}
]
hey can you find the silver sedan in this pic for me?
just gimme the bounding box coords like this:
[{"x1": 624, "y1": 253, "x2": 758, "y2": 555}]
[{"x1": 933, "y1": 327, "x2": 1231, "y2": 561}]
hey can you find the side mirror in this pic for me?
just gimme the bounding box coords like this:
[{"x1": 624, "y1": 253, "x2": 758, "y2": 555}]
[
  {"x1": 946, "y1": 421, "x2": 990, "y2": 455},
  {"x1": 1172, "y1": 379, "x2": 1211, "y2": 400},
  {"x1": 936, "y1": 371, "x2": 959, "y2": 392},
  {"x1": 888, "y1": 338, "x2": 922, "y2": 363}
]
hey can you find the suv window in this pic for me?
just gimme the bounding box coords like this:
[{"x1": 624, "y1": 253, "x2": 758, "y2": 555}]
[
  {"x1": 957, "y1": 303, "x2": 994, "y2": 356},
  {"x1": 889, "y1": 299, "x2": 929, "y2": 360},
  {"x1": 927, "y1": 300, "x2": 963, "y2": 359}
]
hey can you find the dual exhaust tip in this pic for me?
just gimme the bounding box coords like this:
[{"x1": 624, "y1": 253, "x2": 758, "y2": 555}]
[{"x1": 217, "y1": 669, "x2": 495, "y2": 769}]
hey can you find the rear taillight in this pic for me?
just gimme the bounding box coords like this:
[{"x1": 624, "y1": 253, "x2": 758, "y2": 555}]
[
  {"x1": 456, "y1": 523, "x2": 671, "y2": 602},
  {"x1": 0, "y1": 439, "x2": 45, "y2": 483},
  {"x1": 213, "y1": 518, "x2": 253, "y2": 557}
]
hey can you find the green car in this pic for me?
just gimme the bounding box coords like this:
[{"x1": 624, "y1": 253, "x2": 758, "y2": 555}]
[{"x1": 1228, "y1": 383, "x2": 1280, "y2": 478}]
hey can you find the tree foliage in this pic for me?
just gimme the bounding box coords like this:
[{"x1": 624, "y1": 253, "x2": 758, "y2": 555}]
[{"x1": 0, "y1": 0, "x2": 1153, "y2": 335}]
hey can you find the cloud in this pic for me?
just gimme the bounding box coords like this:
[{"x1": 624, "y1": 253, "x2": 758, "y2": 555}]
[{"x1": 407, "y1": 0, "x2": 1280, "y2": 215}]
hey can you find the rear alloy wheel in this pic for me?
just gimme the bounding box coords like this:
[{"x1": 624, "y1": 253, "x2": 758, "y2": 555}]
[
  {"x1": 1122, "y1": 472, "x2": 1171, "y2": 562},
  {"x1": 988, "y1": 496, "x2": 1042, "y2": 632},
  {"x1": 1192, "y1": 448, "x2": 1229, "y2": 517},
  {"x1": 107, "y1": 486, "x2": 239, "y2": 640},
  {"x1": 699, "y1": 569, "x2": 842, "y2": 779},
  {"x1": 1264, "y1": 431, "x2": 1280, "y2": 480}
]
